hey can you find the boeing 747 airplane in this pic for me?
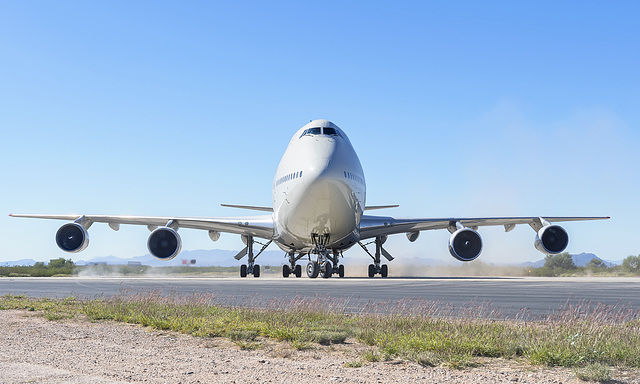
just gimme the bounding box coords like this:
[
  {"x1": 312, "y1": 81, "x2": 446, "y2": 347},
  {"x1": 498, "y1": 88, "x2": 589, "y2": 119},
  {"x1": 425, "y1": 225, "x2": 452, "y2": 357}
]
[{"x1": 11, "y1": 120, "x2": 608, "y2": 278}]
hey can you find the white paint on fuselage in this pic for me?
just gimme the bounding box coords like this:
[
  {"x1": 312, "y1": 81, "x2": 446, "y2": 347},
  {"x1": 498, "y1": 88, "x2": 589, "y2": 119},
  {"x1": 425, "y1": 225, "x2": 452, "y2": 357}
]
[{"x1": 272, "y1": 120, "x2": 365, "y2": 253}]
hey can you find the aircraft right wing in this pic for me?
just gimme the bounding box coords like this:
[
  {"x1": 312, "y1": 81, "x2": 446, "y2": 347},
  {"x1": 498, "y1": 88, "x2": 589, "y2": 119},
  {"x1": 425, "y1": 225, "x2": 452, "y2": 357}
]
[
  {"x1": 359, "y1": 215, "x2": 609, "y2": 240},
  {"x1": 9, "y1": 213, "x2": 274, "y2": 239},
  {"x1": 9, "y1": 213, "x2": 274, "y2": 261},
  {"x1": 358, "y1": 215, "x2": 609, "y2": 262}
]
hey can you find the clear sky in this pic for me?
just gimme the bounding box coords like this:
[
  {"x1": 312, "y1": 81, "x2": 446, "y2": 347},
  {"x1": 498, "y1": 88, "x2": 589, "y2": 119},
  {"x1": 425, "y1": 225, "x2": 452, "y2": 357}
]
[{"x1": 2, "y1": 1, "x2": 638, "y2": 264}]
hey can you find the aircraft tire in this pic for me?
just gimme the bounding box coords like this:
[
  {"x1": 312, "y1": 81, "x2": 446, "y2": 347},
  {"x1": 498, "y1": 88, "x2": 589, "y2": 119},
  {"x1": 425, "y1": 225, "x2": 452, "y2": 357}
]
[
  {"x1": 368, "y1": 264, "x2": 376, "y2": 278},
  {"x1": 294, "y1": 264, "x2": 302, "y2": 277},
  {"x1": 338, "y1": 264, "x2": 345, "y2": 278},
  {"x1": 240, "y1": 264, "x2": 247, "y2": 278},
  {"x1": 282, "y1": 264, "x2": 290, "y2": 278},
  {"x1": 253, "y1": 264, "x2": 261, "y2": 278},
  {"x1": 381, "y1": 264, "x2": 388, "y2": 278},
  {"x1": 322, "y1": 262, "x2": 333, "y2": 278},
  {"x1": 307, "y1": 261, "x2": 319, "y2": 278}
]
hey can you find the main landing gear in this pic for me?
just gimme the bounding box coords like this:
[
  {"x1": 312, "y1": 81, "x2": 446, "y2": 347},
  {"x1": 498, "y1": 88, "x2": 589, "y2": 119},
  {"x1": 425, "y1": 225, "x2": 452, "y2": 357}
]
[
  {"x1": 282, "y1": 252, "x2": 303, "y2": 278},
  {"x1": 359, "y1": 236, "x2": 393, "y2": 278},
  {"x1": 236, "y1": 235, "x2": 271, "y2": 278}
]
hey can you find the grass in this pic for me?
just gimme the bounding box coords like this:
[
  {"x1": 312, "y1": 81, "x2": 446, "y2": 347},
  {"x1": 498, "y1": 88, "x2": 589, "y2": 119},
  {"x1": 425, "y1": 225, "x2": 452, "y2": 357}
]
[
  {"x1": 573, "y1": 362, "x2": 612, "y2": 382},
  {"x1": 345, "y1": 360, "x2": 363, "y2": 368},
  {"x1": 1, "y1": 292, "x2": 639, "y2": 377}
]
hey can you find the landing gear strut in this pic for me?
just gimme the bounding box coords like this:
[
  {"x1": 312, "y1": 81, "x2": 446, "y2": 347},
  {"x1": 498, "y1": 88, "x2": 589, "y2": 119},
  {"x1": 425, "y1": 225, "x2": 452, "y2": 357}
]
[
  {"x1": 236, "y1": 236, "x2": 271, "y2": 278},
  {"x1": 359, "y1": 236, "x2": 393, "y2": 278}
]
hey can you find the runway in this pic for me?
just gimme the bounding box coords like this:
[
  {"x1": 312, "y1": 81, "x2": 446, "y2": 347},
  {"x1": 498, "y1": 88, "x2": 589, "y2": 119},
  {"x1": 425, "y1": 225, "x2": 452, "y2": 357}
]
[{"x1": 1, "y1": 276, "x2": 639, "y2": 318}]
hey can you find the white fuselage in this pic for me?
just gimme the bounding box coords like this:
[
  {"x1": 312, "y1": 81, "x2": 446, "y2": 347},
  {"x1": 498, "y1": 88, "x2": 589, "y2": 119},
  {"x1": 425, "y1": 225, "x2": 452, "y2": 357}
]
[{"x1": 271, "y1": 120, "x2": 365, "y2": 253}]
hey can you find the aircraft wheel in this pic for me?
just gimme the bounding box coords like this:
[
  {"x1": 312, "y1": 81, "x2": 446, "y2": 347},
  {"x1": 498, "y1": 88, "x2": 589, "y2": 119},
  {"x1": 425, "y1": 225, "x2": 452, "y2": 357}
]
[
  {"x1": 338, "y1": 264, "x2": 345, "y2": 278},
  {"x1": 240, "y1": 264, "x2": 247, "y2": 278},
  {"x1": 368, "y1": 264, "x2": 376, "y2": 278},
  {"x1": 381, "y1": 264, "x2": 388, "y2": 278},
  {"x1": 253, "y1": 264, "x2": 261, "y2": 278},
  {"x1": 282, "y1": 264, "x2": 290, "y2": 278},
  {"x1": 322, "y1": 262, "x2": 333, "y2": 278},
  {"x1": 294, "y1": 264, "x2": 302, "y2": 278},
  {"x1": 306, "y1": 261, "x2": 319, "y2": 278}
]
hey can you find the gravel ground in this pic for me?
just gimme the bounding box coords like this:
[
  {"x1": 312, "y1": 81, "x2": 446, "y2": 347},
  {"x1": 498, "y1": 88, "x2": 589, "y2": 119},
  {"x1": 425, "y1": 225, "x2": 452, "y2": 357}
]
[{"x1": 1, "y1": 310, "x2": 638, "y2": 384}]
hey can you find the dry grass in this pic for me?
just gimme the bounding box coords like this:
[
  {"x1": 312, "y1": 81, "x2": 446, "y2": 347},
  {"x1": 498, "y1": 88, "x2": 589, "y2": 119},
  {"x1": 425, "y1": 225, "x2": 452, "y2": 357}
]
[{"x1": 1, "y1": 292, "x2": 639, "y2": 372}]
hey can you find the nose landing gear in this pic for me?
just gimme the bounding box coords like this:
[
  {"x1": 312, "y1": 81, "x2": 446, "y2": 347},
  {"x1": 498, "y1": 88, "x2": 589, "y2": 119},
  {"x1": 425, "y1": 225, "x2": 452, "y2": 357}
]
[{"x1": 298, "y1": 234, "x2": 345, "y2": 279}]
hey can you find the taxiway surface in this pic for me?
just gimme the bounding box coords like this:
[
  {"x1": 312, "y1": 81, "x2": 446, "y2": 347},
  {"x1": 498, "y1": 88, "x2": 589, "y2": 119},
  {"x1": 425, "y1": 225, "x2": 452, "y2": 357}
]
[{"x1": 1, "y1": 276, "x2": 638, "y2": 318}]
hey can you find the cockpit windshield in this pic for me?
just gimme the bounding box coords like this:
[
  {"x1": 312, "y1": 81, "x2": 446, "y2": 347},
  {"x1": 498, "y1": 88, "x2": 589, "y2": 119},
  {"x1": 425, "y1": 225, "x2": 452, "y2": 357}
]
[{"x1": 299, "y1": 127, "x2": 342, "y2": 138}]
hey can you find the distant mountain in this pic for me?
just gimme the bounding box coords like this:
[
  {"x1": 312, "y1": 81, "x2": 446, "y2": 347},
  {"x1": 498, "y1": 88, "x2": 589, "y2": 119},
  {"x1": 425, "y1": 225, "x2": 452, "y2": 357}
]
[
  {"x1": 572, "y1": 253, "x2": 602, "y2": 267},
  {"x1": 519, "y1": 252, "x2": 617, "y2": 268},
  {"x1": 0, "y1": 259, "x2": 37, "y2": 267},
  {"x1": 518, "y1": 259, "x2": 545, "y2": 268}
]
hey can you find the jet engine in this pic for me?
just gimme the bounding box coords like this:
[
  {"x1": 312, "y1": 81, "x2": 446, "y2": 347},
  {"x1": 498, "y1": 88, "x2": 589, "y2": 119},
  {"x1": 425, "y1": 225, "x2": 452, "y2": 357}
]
[
  {"x1": 147, "y1": 227, "x2": 182, "y2": 260},
  {"x1": 449, "y1": 227, "x2": 483, "y2": 262},
  {"x1": 55, "y1": 223, "x2": 89, "y2": 253},
  {"x1": 534, "y1": 225, "x2": 569, "y2": 254}
]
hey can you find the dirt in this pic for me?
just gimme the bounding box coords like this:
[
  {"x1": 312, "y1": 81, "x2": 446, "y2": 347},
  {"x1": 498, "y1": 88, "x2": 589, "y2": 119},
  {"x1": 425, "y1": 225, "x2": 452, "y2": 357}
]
[{"x1": 0, "y1": 310, "x2": 638, "y2": 383}]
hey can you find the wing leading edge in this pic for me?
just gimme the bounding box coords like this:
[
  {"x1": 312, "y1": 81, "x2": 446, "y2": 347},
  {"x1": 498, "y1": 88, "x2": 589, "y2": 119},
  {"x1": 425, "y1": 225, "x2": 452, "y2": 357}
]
[
  {"x1": 359, "y1": 215, "x2": 610, "y2": 239},
  {"x1": 9, "y1": 213, "x2": 274, "y2": 240}
]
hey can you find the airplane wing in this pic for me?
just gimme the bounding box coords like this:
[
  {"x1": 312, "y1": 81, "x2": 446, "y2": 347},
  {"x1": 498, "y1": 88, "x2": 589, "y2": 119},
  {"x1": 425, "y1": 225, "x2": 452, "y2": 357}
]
[
  {"x1": 9, "y1": 213, "x2": 274, "y2": 239},
  {"x1": 359, "y1": 215, "x2": 609, "y2": 239}
]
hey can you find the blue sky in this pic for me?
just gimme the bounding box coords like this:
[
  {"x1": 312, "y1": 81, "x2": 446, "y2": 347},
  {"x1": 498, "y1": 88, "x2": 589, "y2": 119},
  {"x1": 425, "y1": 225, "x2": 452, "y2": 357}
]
[{"x1": 2, "y1": 1, "x2": 638, "y2": 264}]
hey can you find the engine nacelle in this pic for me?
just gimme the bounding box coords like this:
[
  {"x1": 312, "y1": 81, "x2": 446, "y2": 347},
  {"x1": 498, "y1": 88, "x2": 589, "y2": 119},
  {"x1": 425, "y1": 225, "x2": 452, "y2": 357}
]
[
  {"x1": 448, "y1": 227, "x2": 483, "y2": 262},
  {"x1": 147, "y1": 227, "x2": 182, "y2": 260},
  {"x1": 534, "y1": 225, "x2": 569, "y2": 254},
  {"x1": 56, "y1": 223, "x2": 90, "y2": 253}
]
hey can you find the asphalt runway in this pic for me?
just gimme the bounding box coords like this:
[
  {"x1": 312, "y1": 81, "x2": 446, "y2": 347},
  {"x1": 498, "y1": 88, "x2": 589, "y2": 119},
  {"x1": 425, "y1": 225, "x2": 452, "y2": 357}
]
[{"x1": 1, "y1": 276, "x2": 639, "y2": 318}]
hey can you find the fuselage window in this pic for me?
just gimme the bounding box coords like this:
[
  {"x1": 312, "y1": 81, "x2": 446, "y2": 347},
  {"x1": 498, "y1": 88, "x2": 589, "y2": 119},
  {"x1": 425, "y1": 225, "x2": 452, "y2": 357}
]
[
  {"x1": 344, "y1": 170, "x2": 363, "y2": 185},
  {"x1": 276, "y1": 170, "x2": 303, "y2": 186}
]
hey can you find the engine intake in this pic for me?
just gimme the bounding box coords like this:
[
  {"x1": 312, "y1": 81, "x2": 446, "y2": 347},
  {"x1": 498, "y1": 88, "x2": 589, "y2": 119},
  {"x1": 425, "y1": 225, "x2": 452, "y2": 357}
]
[
  {"x1": 56, "y1": 223, "x2": 89, "y2": 253},
  {"x1": 534, "y1": 225, "x2": 569, "y2": 254},
  {"x1": 449, "y1": 228, "x2": 483, "y2": 262},
  {"x1": 147, "y1": 227, "x2": 182, "y2": 260}
]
